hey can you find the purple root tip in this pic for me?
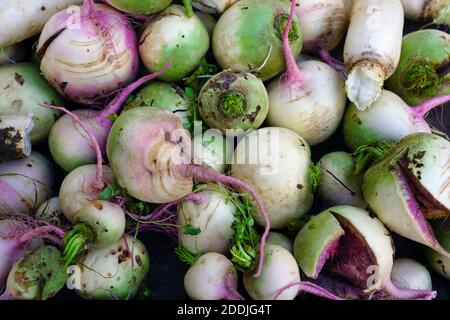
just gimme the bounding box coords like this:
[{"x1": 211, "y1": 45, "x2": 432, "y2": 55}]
[
  {"x1": 318, "y1": 49, "x2": 348, "y2": 79},
  {"x1": 383, "y1": 280, "x2": 437, "y2": 300},
  {"x1": 0, "y1": 291, "x2": 12, "y2": 300},
  {"x1": 410, "y1": 93, "x2": 450, "y2": 120},
  {"x1": 223, "y1": 271, "x2": 245, "y2": 300},
  {"x1": 273, "y1": 280, "x2": 345, "y2": 300}
]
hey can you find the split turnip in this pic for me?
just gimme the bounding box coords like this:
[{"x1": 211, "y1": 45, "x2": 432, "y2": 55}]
[
  {"x1": 391, "y1": 258, "x2": 432, "y2": 291},
  {"x1": 344, "y1": 0, "x2": 404, "y2": 110},
  {"x1": 198, "y1": 70, "x2": 269, "y2": 132},
  {"x1": 0, "y1": 114, "x2": 34, "y2": 162},
  {"x1": 139, "y1": 5, "x2": 210, "y2": 82},
  {"x1": 212, "y1": 0, "x2": 303, "y2": 81},
  {"x1": 37, "y1": 0, "x2": 139, "y2": 105}
]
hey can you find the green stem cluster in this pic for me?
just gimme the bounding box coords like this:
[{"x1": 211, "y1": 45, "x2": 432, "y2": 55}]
[{"x1": 62, "y1": 223, "x2": 95, "y2": 268}]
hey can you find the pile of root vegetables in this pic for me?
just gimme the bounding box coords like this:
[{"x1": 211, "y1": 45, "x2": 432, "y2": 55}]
[{"x1": 0, "y1": 0, "x2": 449, "y2": 301}]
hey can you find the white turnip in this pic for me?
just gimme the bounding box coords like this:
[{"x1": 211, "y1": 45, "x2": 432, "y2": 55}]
[
  {"x1": 266, "y1": 232, "x2": 292, "y2": 253},
  {"x1": 400, "y1": 0, "x2": 449, "y2": 24},
  {"x1": 391, "y1": 258, "x2": 432, "y2": 291}
]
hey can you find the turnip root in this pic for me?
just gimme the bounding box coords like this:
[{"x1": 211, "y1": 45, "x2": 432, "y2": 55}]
[
  {"x1": 391, "y1": 258, "x2": 432, "y2": 291},
  {"x1": 212, "y1": 0, "x2": 303, "y2": 81},
  {"x1": 343, "y1": 0, "x2": 353, "y2": 18},
  {"x1": 231, "y1": 127, "x2": 313, "y2": 229},
  {"x1": 36, "y1": 197, "x2": 65, "y2": 226},
  {"x1": 37, "y1": 0, "x2": 139, "y2": 105},
  {"x1": 266, "y1": 0, "x2": 346, "y2": 146},
  {"x1": 178, "y1": 184, "x2": 237, "y2": 255},
  {"x1": 184, "y1": 252, "x2": 243, "y2": 300},
  {"x1": 424, "y1": 221, "x2": 450, "y2": 279},
  {"x1": 46, "y1": 65, "x2": 171, "y2": 172},
  {"x1": 0, "y1": 0, "x2": 82, "y2": 48},
  {"x1": 0, "y1": 152, "x2": 54, "y2": 216},
  {"x1": 193, "y1": 0, "x2": 238, "y2": 14},
  {"x1": 317, "y1": 151, "x2": 366, "y2": 208},
  {"x1": 266, "y1": 232, "x2": 293, "y2": 253},
  {"x1": 123, "y1": 81, "x2": 191, "y2": 128},
  {"x1": 105, "y1": 0, "x2": 172, "y2": 14},
  {"x1": 344, "y1": 0, "x2": 404, "y2": 111},
  {"x1": 296, "y1": 0, "x2": 347, "y2": 53},
  {"x1": 363, "y1": 133, "x2": 450, "y2": 258},
  {"x1": 196, "y1": 12, "x2": 217, "y2": 36},
  {"x1": 343, "y1": 90, "x2": 450, "y2": 151},
  {"x1": 139, "y1": 5, "x2": 210, "y2": 82},
  {"x1": 73, "y1": 235, "x2": 149, "y2": 300},
  {"x1": 198, "y1": 70, "x2": 269, "y2": 132},
  {"x1": 0, "y1": 43, "x2": 25, "y2": 66},
  {"x1": 294, "y1": 205, "x2": 437, "y2": 300},
  {"x1": 0, "y1": 114, "x2": 34, "y2": 162},
  {"x1": 400, "y1": 0, "x2": 449, "y2": 24},
  {"x1": 0, "y1": 63, "x2": 62, "y2": 144},
  {"x1": 192, "y1": 130, "x2": 233, "y2": 173},
  {"x1": 386, "y1": 29, "x2": 450, "y2": 106},
  {"x1": 4, "y1": 245, "x2": 67, "y2": 300},
  {"x1": 107, "y1": 107, "x2": 270, "y2": 277}
]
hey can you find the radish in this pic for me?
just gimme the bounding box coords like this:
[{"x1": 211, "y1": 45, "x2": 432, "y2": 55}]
[
  {"x1": 139, "y1": 5, "x2": 210, "y2": 82},
  {"x1": 386, "y1": 29, "x2": 450, "y2": 106},
  {"x1": 0, "y1": 114, "x2": 34, "y2": 162},
  {"x1": 123, "y1": 81, "x2": 191, "y2": 128},
  {"x1": 212, "y1": 0, "x2": 303, "y2": 81},
  {"x1": 104, "y1": 0, "x2": 172, "y2": 14},
  {"x1": 424, "y1": 220, "x2": 450, "y2": 280},
  {"x1": 266, "y1": 232, "x2": 293, "y2": 253},
  {"x1": 296, "y1": 0, "x2": 347, "y2": 53},
  {"x1": 4, "y1": 245, "x2": 67, "y2": 300},
  {"x1": 0, "y1": 0, "x2": 82, "y2": 47},
  {"x1": 177, "y1": 184, "x2": 237, "y2": 255},
  {"x1": 391, "y1": 258, "x2": 432, "y2": 291},
  {"x1": 400, "y1": 0, "x2": 449, "y2": 24},
  {"x1": 196, "y1": 11, "x2": 217, "y2": 36},
  {"x1": 342, "y1": 90, "x2": 450, "y2": 151},
  {"x1": 193, "y1": 0, "x2": 238, "y2": 14},
  {"x1": 36, "y1": 197, "x2": 65, "y2": 226},
  {"x1": 363, "y1": 133, "x2": 450, "y2": 258},
  {"x1": 183, "y1": 252, "x2": 244, "y2": 300},
  {"x1": 198, "y1": 70, "x2": 269, "y2": 132},
  {"x1": 0, "y1": 152, "x2": 54, "y2": 216},
  {"x1": 0, "y1": 43, "x2": 25, "y2": 66},
  {"x1": 192, "y1": 130, "x2": 233, "y2": 173},
  {"x1": 266, "y1": 0, "x2": 346, "y2": 146},
  {"x1": 107, "y1": 107, "x2": 270, "y2": 277},
  {"x1": 73, "y1": 235, "x2": 149, "y2": 300},
  {"x1": 0, "y1": 63, "x2": 62, "y2": 144},
  {"x1": 45, "y1": 65, "x2": 170, "y2": 172},
  {"x1": 294, "y1": 205, "x2": 437, "y2": 300},
  {"x1": 344, "y1": 0, "x2": 404, "y2": 111},
  {"x1": 317, "y1": 151, "x2": 366, "y2": 208},
  {"x1": 244, "y1": 244, "x2": 342, "y2": 300},
  {"x1": 37, "y1": 0, "x2": 139, "y2": 105},
  {"x1": 231, "y1": 127, "x2": 313, "y2": 229}
]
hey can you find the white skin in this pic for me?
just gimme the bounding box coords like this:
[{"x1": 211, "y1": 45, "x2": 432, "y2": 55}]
[
  {"x1": 266, "y1": 232, "x2": 293, "y2": 253},
  {"x1": 243, "y1": 244, "x2": 301, "y2": 300},
  {"x1": 231, "y1": 127, "x2": 313, "y2": 229},
  {"x1": 177, "y1": 186, "x2": 237, "y2": 255},
  {"x1": 184, "y1": 252, "x2": 241, "y2": 300},
  {"x1": 391, "y1": 258, "x2": 432, "y2": 291}
]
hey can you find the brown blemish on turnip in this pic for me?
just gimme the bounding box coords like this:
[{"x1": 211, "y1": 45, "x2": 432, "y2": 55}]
[{"x1": 14, "y1": 73, "x2": 25, "y2": 85}]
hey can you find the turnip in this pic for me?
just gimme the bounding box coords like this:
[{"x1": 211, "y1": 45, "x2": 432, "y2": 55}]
[
  {"x1": 391, "y1": 258, "x2": 432, "y2": 291},
  {"x1": 317, "y1": 151, "x2": 366, "y2": 208},
  {"x1": 424, "y1": 220, "x2": 450, "y2": 279},
  {"x1": 107, "y1": 107, "x2": 270, "y2": 276},
  {"x1": 244, "y1": 244, "x2": 342, "y2": 300},
  {"x1": 178, "y1": 184, "x2": 237, "y2": 255},
  {"x1": 0, "y1": 152, "x2": 54, "y2": 216},
  {"x1": 123, "y1": 81, "x2": 191, "y2": 128},
  {"x1": 342, "y1": 90, "x2": 450, "y2": 151},
  {"x1": 0, "y1": 114, "x2": 34, "y2": 162},
  {"x1": 104, "y1": 0, "x2": 172, "y2": 14},
  {"x1": 344, "y1": 0, "x2": 404, "y2": 111},
  {"x1": 212, "y1": 0, "x2": 303, "y2": 81},
  {"x1": 0, "y1": 0, "x2": 82, "y2": 47},
  {"x1": 266, "y1": 232, "x2": 292, "y2": 253},
  {"x1": 294, "y1": 205, "x2": 437, "y2": 299},
  {"x1": 192, "y1": 130, "x2": 233, "y2": 173},
  {"x1": 266, "y1": 0, "x2": 346, "y2": 146},
  {"x1": 192, "y1": 0, "x2": 238, "y2": 14},
  {"x1": 400, "y1": 0, "x2": 449, "y2": 25},
  {"x1": 0, "y1": 43, "x2": 25, "y2": 66},
  {"x1": 0, "y1": 63, "x2": 62, "y2": 144},
  {"x1": 386, "y1": 29, "x2": 450, "y2": 106},
  {"x1": 296, "y1": 0, "x2": 347, "y2": 53},
  {"x1": 198, "y1": 70, "x2": 270, "y2": 132},
  {"x1": 37, "y1": 0, "x2": 139, "y2": 105},
  {"x1": 36, "y1": 197, "x2": 65, "y2": 226},
  {"x1": 183, "y1": 252, "x2": 244, "y2": 300},
  {"x1": 196, "y1": 11, "x2": 217, "y2": 36},
  {"x1": 363, "y1": 133, "x2": 450, "y2": 258},
  {"x1": 3, "y1": 245, "x2": 67, "y2": 300},
  {"x1": 231, "y1": 127, "x2": 313, "y2": 229},
  {"x1": 139, "y1": 5, "x2": 210, "y2": 82},
  {"x1": 343, "y1": 0, "x2": 353, "y2": 18},
  {"x1": 73, "y1": 235, "x2": 149, "y2": 300}
]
